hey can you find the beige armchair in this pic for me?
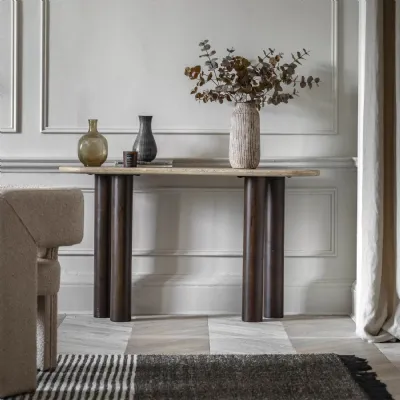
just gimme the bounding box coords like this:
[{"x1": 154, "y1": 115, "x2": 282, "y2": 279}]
[{"x1": 0, "y1": 188, "x2": 84, "y2": 398}]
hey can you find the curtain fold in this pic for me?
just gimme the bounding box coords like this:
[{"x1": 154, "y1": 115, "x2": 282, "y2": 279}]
[{"x1": 356, "y1": 0, "x2": 400, "y2": 341}]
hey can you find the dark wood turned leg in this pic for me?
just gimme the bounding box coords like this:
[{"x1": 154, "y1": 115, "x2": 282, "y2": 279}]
[
  {"x1": 242, "y1": 177, "x2": 265, "y2": 322},
  {"x1": 94, "y1": 175, "x2": 111, "y2": 318},
  {"x1": 110, "y1": 175, "x2": 134, "y2": 322},
  {"x1": 264, "y1": 177, "x2": 285, "y2": 318}
]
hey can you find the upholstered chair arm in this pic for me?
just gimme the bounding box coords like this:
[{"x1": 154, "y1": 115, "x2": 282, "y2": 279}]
[{"x1": 0, "y1": 188, "x2": 84, "y2": 248}]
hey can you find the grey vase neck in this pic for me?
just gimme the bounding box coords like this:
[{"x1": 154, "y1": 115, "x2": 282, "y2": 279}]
[{"x1": 138, "y1": 116, "x2": 153, "y2": 134}]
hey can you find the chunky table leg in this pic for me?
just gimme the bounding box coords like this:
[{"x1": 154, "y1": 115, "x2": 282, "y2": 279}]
[
  {"x1": 242, "y1": 177, "x2": 265, "y2": 322},
  {"x1": 264, "y1": 177, "x2": 285, "y2": 318},
  {"x1": 94, "y1": 175, "x2": 111, "y2": 318},
  {"x1": 110, "y1": 175, "x2": 133, "y2": 322}
]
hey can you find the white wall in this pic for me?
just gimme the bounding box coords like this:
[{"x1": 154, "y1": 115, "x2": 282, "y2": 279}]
[{"x1": 0, "y1": 0, "x2": 359, "y2": 315}]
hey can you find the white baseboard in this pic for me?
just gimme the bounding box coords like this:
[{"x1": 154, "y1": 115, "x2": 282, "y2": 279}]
[{"x1": 59, "y1": 277, "x2": 353, "y2": 315}]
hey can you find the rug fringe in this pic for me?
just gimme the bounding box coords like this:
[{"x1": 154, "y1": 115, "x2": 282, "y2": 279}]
[{"x1": 339, "y1": 355, "x2": 394, "y2": 400}]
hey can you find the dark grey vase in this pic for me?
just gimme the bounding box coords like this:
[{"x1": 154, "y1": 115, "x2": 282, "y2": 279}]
[{"x1": 133, "y1": 115, "x2": 157, "y2": 162}]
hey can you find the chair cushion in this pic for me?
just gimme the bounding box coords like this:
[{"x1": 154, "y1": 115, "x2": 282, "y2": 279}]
[{"x1": 37, "y1": 259, "x2": 60, "y2": 295}]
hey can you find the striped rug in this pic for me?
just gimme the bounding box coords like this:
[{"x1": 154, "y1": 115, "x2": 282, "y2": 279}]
[
  {"x1": 8, "y1": 354, "x2": 393, "y2": 399},
  {"x1": 15, "y1": 355, "x2": 136, "y2": 400}
]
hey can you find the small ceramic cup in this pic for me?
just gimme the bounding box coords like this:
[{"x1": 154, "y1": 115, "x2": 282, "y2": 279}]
[{"x1": 123, "y1": 151, "x2": 138, "y2": 168}]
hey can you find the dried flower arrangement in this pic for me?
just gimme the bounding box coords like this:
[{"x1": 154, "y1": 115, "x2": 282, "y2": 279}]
[{"x1": 184, "y1": 40, "x2": 320, "y2": 110}]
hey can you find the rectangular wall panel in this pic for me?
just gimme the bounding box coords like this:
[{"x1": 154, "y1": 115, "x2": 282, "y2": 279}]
[
  {"x1": 41, "y1": 0, "x2": 337, "y2": 134},
  {"x1": 0, "y1": 0, "x2": 18, "y2": 132},
  {"x1": 62, "y1": 187, "x2": 337, "y2": 258}
]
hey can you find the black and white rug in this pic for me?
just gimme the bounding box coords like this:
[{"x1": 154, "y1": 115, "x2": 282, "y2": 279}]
[{"x1": 8, "y1": 354, "x2": 393, "y2": 399}]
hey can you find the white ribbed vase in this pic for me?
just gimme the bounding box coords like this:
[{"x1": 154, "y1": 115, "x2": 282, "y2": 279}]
[{"x1": 229, "y1": 103, "x2": 260, "y2": 169}]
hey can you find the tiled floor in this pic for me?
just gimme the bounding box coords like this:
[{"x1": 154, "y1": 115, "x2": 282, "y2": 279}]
[{"x1": 58, "y1": 315, "x2": 400, "y2": 399}]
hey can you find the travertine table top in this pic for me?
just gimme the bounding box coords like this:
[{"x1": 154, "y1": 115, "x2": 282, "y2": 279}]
[{"x1": 59, "y1": 166, "x2": 320, "y2": 177}]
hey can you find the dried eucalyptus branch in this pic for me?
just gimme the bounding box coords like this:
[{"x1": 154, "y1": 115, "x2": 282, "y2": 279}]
[{"x1": 184, "y1": 40, "x2": 320, "y2": 110}]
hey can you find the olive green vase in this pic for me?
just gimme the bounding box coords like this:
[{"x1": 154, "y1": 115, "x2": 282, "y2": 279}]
[{"x1": 78, "y1": 119, "x2": 108, "y2": 167}]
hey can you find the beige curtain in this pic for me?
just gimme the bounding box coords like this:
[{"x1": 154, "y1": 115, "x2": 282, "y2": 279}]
[{"x1": 356, "y1": 0, "x2": 400, "y2": 341}]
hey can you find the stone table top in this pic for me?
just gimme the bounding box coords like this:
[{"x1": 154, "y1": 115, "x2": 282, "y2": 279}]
[{"x1": 59, "y1": 166, "x2": 320, "y2": 177}]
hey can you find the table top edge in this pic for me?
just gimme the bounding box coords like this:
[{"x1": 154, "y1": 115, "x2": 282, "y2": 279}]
[{"x1": 58, "y1": 166, "x2": 320, "y2": 177}]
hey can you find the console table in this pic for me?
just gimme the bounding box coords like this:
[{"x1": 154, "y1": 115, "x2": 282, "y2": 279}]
[{"x1": 59, "y1": 166, "x2": 319, "y2": 323}]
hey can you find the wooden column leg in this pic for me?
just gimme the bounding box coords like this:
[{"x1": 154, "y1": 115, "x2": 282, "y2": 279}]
[
  {"x1": 264, "y1": 177, "x2": 285, "y2": 318},
  {"x1": 110, "y1": 175, "x2": 133, "y2": 322},
  {"x1": 94, "y1": 175, "x2": 111, "y2": 318},
  {"x1": 242, "y1": 177, "x2": 265, "y2": 322}
]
